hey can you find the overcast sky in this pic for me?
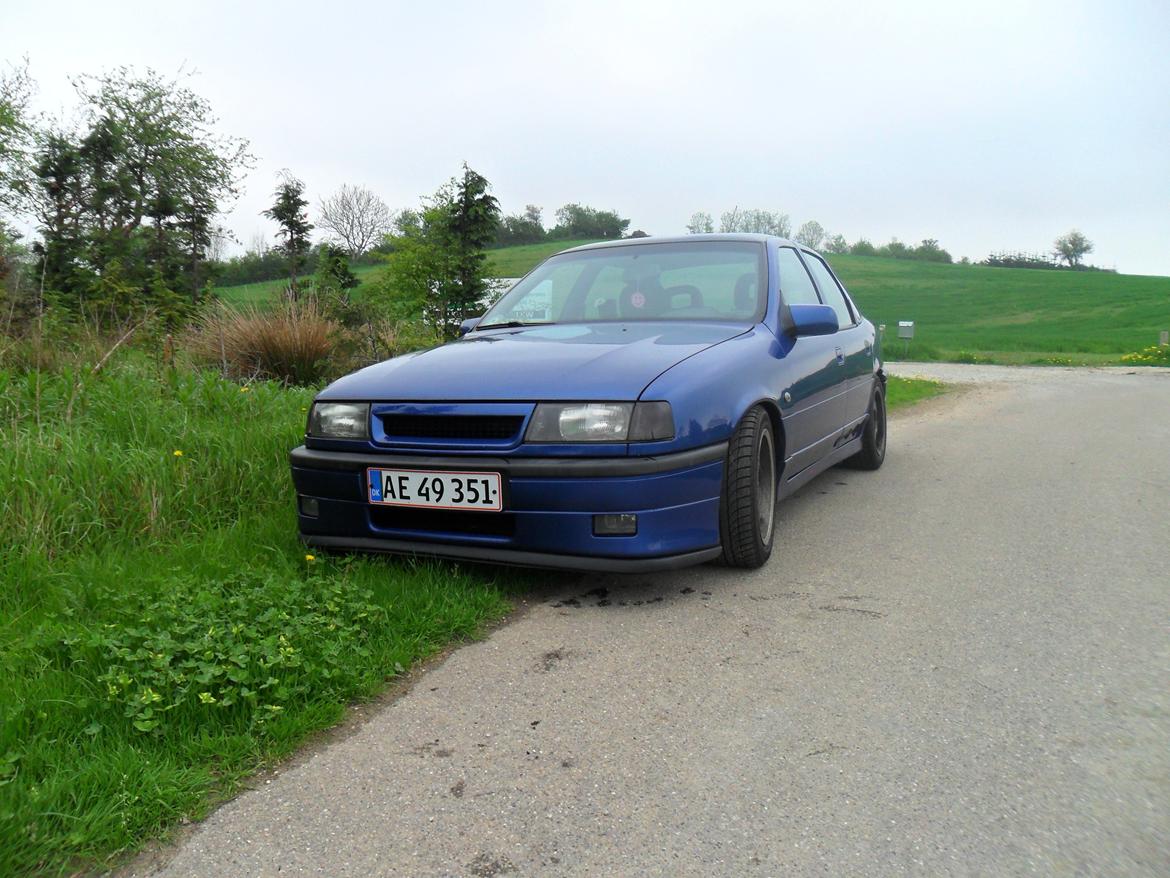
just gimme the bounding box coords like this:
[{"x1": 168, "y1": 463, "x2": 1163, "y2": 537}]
[{"x1": 4, "y1": 0, "x2": 1169, "y2": 274}]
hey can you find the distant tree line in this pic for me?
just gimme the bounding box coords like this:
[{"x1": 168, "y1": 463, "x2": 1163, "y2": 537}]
[
  {"x1": 982, "y1": 230, "x2": 1108, "y2": 272},
  {"x1": 686, "y1": 208, "x2": 953, "y2": 263},
  {"x1": 493, "y1": 202, "x2": 630, "y2": 247}
]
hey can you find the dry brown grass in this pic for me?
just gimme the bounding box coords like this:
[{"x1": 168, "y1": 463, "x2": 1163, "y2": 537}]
[{"x1": 186, "y1": 299, "x2": 339, "y2": 385}]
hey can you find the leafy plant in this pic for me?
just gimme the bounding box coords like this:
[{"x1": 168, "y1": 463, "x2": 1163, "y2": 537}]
[{"x1": 56, "y1": 573, "x2": 385, "y2": 735}]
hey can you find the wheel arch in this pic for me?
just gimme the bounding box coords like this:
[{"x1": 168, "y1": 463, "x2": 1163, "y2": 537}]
[{"x1": 742, "y1": 396, "x2": 786, "y2": 484}]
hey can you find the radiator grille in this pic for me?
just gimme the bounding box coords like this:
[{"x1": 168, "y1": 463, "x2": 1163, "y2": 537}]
[{"x1": 379, "y1": 414, "x2": 523, "y2": 441}]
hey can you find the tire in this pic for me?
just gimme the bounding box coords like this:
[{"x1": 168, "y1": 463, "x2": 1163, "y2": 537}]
[
  {"x1": 719, "y1": 405, "x2": 777, "y2": 569},
  {"x1": 844, "y1": 379, "x2": 887, "y2": 471}
]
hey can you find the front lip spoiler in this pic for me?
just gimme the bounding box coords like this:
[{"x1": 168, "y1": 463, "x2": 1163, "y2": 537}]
[
  {"x1": 290, "y1": 441, "x2": 728, "y2": 478},
  {"x1": 301, "y1": 534, "x2": 723, "y2": 572}
]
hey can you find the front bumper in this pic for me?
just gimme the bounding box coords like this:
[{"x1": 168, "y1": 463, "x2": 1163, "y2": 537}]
[{"x1": 290, "y1": 443, "x2": 727, "y2": 571}]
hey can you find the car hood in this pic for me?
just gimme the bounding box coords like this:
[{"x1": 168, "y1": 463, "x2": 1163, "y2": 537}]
[{"x1": 319, "y1": 322, "x2": 750, "y2": 401}]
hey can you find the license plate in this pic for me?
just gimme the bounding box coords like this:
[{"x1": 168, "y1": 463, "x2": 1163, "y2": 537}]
[{"x1": 367, "y1": 468, "x2": 503, "y2": 512}]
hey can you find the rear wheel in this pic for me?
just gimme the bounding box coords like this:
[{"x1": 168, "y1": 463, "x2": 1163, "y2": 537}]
[
  {"x1": 719, "y1": 405, "x2": 776, "y2": 569},
  {"x1": 844, "y1": 380, "x2": 886, "y2": 470}
]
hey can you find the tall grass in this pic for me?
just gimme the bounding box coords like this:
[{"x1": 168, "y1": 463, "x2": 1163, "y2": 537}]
[
  {"x1": 186, "y1": 299, "x2": 338, "y2": 384},
  {"x1": 0, "y1": 354, "x2": 519, "y2": 875}
]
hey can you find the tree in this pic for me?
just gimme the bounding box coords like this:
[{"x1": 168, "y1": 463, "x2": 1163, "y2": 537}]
[
  {"x1": 822, "y1": 233, "x2": 849, "y2": 254},
  {"x1": 551, "y1": 203, "x2": 628, "y2": 239},
  {"x1": 719, "y1": 208, "x2": 790, "y2": 237},
  {"x1": 686, "y1": 211, "x2": 714, "y2": 234},
  {"x1": 379, "y1": 164, "x2": 500, "y2": 338},
  {"x1": 263, "y1": 172, "x2": 313, "y2": 299},
  {"x1": 794, "y1": 220, "x2": 825, "y2": 249},
  {"x1": 317, "y1": 183, "x2": 393, "y2": 257},
  {"x1": 24, "y1": 67, "x2": 250, "y2": 320},
  {"x1": 313, "y1": 243, "x2": 359, "y2": 294},
  {"x1": 0, "y1": 58, "x2": 35, "y2": 218},
  {"x1": 496, "y1": 203, "x2": 545, "y2": 246},
  {"x1": 912, "y1": 238, "x2": 952, "y2": 263},
  {"x1": 442, "y1": 163, "x2": 500, "y2": 333},
  {"x1": 1053, "y1": 229, "x2": 1093, "y2": 268}
]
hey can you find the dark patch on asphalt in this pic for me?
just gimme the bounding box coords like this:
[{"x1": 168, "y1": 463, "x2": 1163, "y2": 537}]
[
  {"x1": 529, "y1": 720, "x2": 540, "y2": 729},
  {"x1": 468, "y1": 852, "x2": 517, "y2": 876},
  {"x1": 680, "y1": 587, "x2": 695, "y2": 594},
  {"x1": 819, "y1": 605, "x2": 884, "y2": 618},
  {"x1": 539, "y1": 649, "x2": 566, "y2": 671},
  {"x1": 807, "y1": 744, "x2": 848, "y2": 757},
  {"x1": 749, "y1": 591, "x2": 812, "y2": 601},
  {"x1": 554, "y1": 587, "x2": 667, "y2": 609},
  {"x1": 450, "y1": 779, "x2": 465, "y2": 798}
]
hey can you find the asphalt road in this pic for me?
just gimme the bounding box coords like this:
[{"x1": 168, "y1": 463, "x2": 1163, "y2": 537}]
[{"x1": 131, "y1": 365, "x2": 1170, "y2": 877}]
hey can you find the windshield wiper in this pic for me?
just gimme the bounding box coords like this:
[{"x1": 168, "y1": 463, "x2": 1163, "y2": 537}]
[{"x1": 475, "y1": 320, "x2": 553, "y2": 330}]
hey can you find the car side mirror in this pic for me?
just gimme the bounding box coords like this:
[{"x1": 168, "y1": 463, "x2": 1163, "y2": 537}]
[
  {"x1": 458, "y1": 316, "x2": 482, "y2": 337},
  {"x1": 787, "y1": 304, "x2": 839, "y2": 337}
]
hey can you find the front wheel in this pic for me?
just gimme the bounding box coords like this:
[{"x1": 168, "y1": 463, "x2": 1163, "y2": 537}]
[
  {"x1": 719, "y1": 405, "x2": 776, "y2": 569},
  {"x1": 844, "y1": 380, "x2": 887, "y2": 470}
]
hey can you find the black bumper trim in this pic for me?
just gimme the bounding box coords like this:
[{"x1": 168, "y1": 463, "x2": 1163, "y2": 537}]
[
  {"x1": 302, "y1": 535, "x2": 723, "y2": 572},
  {"x1": 290, "y1": 441, "x2": 728, "y2": 479}
]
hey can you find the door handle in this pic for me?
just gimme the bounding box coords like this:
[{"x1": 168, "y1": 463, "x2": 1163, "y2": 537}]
[{"x1": 835, "y1": 347, "x2": 845, "y2": 365}]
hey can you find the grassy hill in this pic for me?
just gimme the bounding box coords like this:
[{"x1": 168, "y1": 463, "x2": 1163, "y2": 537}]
[
  {"x1": 485, "y1": 238, "x2": 601, "y2": 276},
  {"x1": 828, "y1": 255, "x2": 1170, "y2": 363},
  {"x1": 213, "y1": 243, "x2": 1169, "y2": 364},
  {"x1": 212, "y1": 241, "x2": 600, "y2": 307}
]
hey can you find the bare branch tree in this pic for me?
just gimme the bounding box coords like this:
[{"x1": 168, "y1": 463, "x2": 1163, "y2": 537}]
[
  {"x1": 317, "y1": 183, "x2": 393, "y2": 257},
  {"x1": 794, "y1": 220, "x2": 825, "y2": 249}
]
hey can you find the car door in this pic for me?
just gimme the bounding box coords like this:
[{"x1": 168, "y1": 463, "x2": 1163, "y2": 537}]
[
  {"x1": 801, "y1": 251, "x2": 870, "y2": 431},
  {"x1": 775, "y1": 246, "x2": 848, "y2": 476}
]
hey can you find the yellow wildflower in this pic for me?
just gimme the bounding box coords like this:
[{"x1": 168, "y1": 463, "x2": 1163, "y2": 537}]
[
  {"x1": 172, "y1": 450, "x2": 183, "y2": 457},
  {"x1": 305, "y1": 554, "x2": 316, "y2": 562}
]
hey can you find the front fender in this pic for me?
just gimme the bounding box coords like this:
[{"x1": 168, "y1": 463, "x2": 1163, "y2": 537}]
[{"x1": 630, "y1": 326, "x2": 791, "y2": 456}]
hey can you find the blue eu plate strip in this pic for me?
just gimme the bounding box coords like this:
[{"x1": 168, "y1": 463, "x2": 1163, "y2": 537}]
[{"x1": 368, "y1": 469, "x2": 383, "y2": 503}]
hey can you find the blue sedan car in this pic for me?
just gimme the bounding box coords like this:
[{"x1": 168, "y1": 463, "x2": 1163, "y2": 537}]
[{"x1": 290, "y1": 234, "x2": 886, "y2": 571}]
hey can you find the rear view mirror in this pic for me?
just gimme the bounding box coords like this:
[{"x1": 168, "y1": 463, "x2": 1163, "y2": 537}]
[
  {"x1": 458, "y1": 316, "x2": 482, "y2": 337},
  {"x1": 787, "y1": 304, "x2": 839, "y2": 337}
]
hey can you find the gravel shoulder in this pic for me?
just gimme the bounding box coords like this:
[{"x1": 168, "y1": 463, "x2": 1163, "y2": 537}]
[{"x1": 127, "y1": 365, "x2": 1170, "y2": 878}]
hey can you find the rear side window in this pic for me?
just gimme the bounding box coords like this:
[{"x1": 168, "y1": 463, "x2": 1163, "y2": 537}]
[
  {"x1": 776, "y1": 247, "x2": 820, "y2": 306},
  {"x1": 803, "y1": 253, "x2": 855, "y2": 327}
]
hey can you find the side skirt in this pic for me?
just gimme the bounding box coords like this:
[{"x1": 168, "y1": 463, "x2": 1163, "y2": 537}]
[{"x1": 778, "y1": 436, "x2": 863, "y2": 500}]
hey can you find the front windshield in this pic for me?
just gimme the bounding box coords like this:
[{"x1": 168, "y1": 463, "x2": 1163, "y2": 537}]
[{"x1": 479, "y1": 241, "x2": 766, "y2": 327}]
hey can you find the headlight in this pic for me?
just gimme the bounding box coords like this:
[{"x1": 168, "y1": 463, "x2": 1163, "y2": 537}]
[
  {"x1": 307, "y1": 402, "x2": 369, "y2": 439},
  {"x1": 525, "y1": 402, "x2": 673, "y2": 442}
]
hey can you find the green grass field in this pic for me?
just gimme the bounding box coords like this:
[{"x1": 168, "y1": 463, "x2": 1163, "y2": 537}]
[
  {"x1": 214, "y1": 245, "x2": 1168, "y2": 364},
  {"x1": 0, "y1": 359, "x2": 524, "y2": 875}
]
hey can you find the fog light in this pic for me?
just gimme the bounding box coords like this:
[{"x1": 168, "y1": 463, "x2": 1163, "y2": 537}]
[
  {"x1": 298, "y1": 495, "x2": 319, "y2": 517},
  {"x1": 593, "y1": 513, "x2": 637, "y2": 536}
]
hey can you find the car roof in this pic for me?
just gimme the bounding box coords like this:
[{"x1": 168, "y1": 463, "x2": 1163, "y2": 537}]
[{"x1": 557, "y1": 233, "x2": 800, "y2": 254}]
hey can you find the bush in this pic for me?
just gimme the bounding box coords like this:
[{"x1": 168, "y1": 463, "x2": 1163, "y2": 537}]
[{"x1": 187, "y1": 300, "x2": 338, "y2": 385}]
